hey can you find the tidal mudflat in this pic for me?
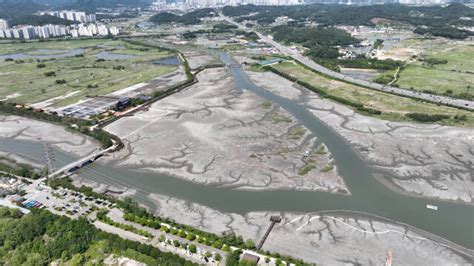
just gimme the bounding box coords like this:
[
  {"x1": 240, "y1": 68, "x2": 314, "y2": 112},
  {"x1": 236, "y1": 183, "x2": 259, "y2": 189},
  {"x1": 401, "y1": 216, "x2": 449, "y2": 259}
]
[
  {"x1": 104, "y1": 67, "x2": 348, "y2": 193},
  {"x1": 245, "y1": 68, "x2": 473, "y2": 204},
  {"x1": 146, "y1": 193, "x2": 473, "y2": 265},
  {"x1": 305, "y1": 96, "x2": 474, "y2": 203},
  {"x1": 0, "y1": 115, "x2": 99, "y2": 158}
]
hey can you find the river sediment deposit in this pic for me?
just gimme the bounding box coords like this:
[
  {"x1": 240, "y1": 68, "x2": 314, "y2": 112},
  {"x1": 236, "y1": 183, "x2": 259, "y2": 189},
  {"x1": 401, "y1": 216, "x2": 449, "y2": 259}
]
[
  {"x1": 303, "y1": 92, "x2": 474, "y2": 204},
  {"x1": 1, "y1": 50, "x2": 473, "y2": 265},
  {"x1": 146, "y1": 193, "x2": 473, "y2": 265},
  {"x1": 104, "y1": 67, "x2": 348, "y2": 193},
  {"x1": 0, "y1": 115, "x2": 99, "y2": 161}
]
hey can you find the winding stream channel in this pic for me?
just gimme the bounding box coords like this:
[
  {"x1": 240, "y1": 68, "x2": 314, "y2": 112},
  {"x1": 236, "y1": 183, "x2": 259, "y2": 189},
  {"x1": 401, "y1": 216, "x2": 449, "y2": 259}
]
[{"x1": 1, "y1": 52, "x2": 473, "y2": 253}]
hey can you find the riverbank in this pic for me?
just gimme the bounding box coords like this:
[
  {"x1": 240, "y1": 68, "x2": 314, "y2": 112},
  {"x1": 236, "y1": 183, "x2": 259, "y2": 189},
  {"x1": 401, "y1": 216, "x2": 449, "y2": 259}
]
[
  {"x1": 103, "y1": 67, "x2": 348, "y2": 194},
  {"x1": 268, "y1": 61, "x2": 474, "y2": 127},
  {"x1": 1, "y1": 48, "x2": 473, "y2": 264},
  {"x1": 0, "y1": 114, "x2": 100, "y2": 159},
  {"x1": 145, "y1": 193, "x2": 473, "y2": 265},
  {"x1": 236, "y1": 56, "x2": 473, "y2": 204}
]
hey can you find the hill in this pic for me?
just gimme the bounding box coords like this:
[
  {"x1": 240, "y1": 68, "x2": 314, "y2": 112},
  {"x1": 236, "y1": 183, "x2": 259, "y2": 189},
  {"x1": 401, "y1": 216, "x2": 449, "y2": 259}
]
[
  {"x1": 0, "y1": 0, "x2": 45, "y2": 20},
  {"x1": 8, "y1": 14, "x2": 76, "y2": 27}
]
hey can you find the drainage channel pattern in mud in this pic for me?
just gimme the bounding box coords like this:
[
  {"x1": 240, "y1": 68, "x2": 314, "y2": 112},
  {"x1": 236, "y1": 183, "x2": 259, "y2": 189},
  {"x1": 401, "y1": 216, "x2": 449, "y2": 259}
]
[{"x1": 1, "y1": 51, "x2": 472, "y2": 251}]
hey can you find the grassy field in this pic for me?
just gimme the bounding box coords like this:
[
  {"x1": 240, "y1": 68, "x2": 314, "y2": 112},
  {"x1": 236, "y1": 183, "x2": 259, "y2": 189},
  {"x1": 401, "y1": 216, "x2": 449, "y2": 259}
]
[
  {"x1": 395, "y1": 65, "x2": 473, "y2": 96},
  {"x1": 271, "y1": 61, "x2": 474, "y2": 127},
  {"x1": 390, "y1": 42, "x2": 474, "y2": 99},
  {"x1": 0, "y1": 39, "x2": 177, "y2": 107}
]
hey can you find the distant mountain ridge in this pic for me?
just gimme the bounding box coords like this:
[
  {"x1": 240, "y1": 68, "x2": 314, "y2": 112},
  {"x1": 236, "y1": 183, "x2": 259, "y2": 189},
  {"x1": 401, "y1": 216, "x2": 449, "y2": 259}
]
[
  {"x1": 0, "y1": 0, "x2": 45, "y2": 20},
  {"x1": 0, "y1": 0, "x2": 153, "y2": 20},
  {"x1": 305, "y1": 0, "x2": 473, "y2": 4},
  {"x1": 33, "y1": 0, "x2": 153, "y2": 11}
]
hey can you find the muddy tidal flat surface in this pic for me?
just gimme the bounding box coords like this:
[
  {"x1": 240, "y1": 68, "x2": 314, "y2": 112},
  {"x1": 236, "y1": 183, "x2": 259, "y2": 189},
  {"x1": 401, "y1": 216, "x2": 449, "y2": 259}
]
[
  {"x1": 0, "y1": 115, "x2": 99, "y2": 157},
  {"x1": 104, "y1": 68, "x2": 348, "y2": 193},
  {"x1": 147, "y1": 193, "x2": 473, "y2": 265},
  {"x1": 304, "y1": 97, "x2": 474, "y2": 204},
  {"x1": 2, "y1": 50, "x2": 472, "y2": 265}
]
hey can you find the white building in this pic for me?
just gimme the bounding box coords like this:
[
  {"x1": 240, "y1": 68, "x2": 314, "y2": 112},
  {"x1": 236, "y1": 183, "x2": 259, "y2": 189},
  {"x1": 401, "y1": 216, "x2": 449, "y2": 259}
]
[
  {"x1": 170, "y1": 0, "x2": 302, "y2": 7},
  {"x1": 41, "y1": 10, "x2": 97, "y2": 23},
  {"x1": 70, "y1": 29, "x2": 79, "y2": 38},
  {"x1": 0, "y1": 19, "x2": 8, "y2": 30},
  {"x1": 97, "y1": 24, "x2": 109, "y2": 36},
  {"x1": 19, "y1": 27, "x2": 36, "y2": 39},
  {"x1": 35, "y1": 26, "x2": 50, "y2": 38},
  {"x1": 11, "y1": 29, "x2": 20, "y2": 39},
  {"x1": 4, "y1": 29, "x2": 12, "y2": 38},
  {"x1": 109, "y1": 26, "x2": 121, "y2": 36},
  {"x1": 0, "y1": 22, "x2": 120, "y2": 40}
]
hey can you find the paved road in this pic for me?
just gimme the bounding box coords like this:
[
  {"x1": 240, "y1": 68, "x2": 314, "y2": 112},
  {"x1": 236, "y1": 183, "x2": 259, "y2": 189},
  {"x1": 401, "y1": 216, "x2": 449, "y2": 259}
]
[
  {"x1": 47, "y1": 144, "x2": 119, "y2": 179},
  {"x1": 93, "y1": 220, "x2": 214, "y2": 265},
  {"x1": 221, "y1": 15, "x2": 474, "y2": 111},
  {"x1": 107, "y1": 208, "x2": 225, "y2": 265}
]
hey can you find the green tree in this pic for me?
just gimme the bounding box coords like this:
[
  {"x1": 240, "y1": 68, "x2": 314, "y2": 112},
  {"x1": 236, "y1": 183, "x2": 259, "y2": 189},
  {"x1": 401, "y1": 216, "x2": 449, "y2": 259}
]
[
  {"x1": 173, "y1": 240, "x2": 181, "y2": 247},
  {"x1": 189, "y1": 244, "x2": 197, "y2": 254},
  {"x1": 186, "y1": 233, "x2": 196, "y2": 241},
  {"x1": 158, "y1": 235, "x2": 165, "y2": 242},
  {"x1": 69, "y1": 253, "x2": 85, "y2": 266},
  {"x1": 244, "y1": 239, "x2": 256, "y2": 250},
  {"x1": 178, "y1": 230, "x2": 187, "y2": 238}
]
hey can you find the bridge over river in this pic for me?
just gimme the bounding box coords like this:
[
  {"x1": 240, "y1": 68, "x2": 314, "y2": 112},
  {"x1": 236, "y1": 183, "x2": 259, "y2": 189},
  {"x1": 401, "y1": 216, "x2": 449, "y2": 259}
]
[
  {"x1": 0, "y1": 51, "x2": 472, "y2": 257},
  {"x1": 47, "y1": 145, "x2": 118, "y2": 179}
]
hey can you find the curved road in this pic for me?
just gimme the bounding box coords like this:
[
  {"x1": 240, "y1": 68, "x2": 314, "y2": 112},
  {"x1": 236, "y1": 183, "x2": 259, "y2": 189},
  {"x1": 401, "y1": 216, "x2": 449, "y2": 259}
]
[{"x1": 221, "y1": 15, "x2": 474, "y2": 111}]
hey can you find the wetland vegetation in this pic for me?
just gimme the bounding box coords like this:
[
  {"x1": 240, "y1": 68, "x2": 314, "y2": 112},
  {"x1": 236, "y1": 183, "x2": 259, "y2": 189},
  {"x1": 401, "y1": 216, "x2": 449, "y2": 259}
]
[
  {"x1": 0, "y1": 39, "x2": 176, "y2": 107},
  {"x1": 269, "y1": 61, "x2": 474, "y2": 126}
]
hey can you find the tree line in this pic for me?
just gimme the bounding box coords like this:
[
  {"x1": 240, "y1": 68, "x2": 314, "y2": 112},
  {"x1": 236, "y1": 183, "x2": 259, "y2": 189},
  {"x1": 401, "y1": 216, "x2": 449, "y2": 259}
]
[
  {"x1": 270, "y1": 25, "x2": 404, "y2": 71},
  {"x1": 0, "y1": 206, "x2": 195, "y2": 265},
  {"x1": 149, "y1": 8, "x2": 216, "y2": 25},
  {"x1": 222, "y1": 3, "x2": 473, "y2": 39},
  {"x1": 48, "y1": 177, "x2": 310, "y2": 265},
  {"x1": 0, "y1": 156, "x2": 43, "y2": 179}
]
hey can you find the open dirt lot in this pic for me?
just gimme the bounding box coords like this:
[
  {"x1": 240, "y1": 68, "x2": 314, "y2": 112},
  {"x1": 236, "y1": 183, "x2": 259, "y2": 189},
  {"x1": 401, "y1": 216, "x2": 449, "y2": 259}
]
[
  {"x1": 181, "y1": 49, "x2": 221, "y2": 70},
  {"x1": 104, "y1": 67, "x2": 348, "y2": 193}
]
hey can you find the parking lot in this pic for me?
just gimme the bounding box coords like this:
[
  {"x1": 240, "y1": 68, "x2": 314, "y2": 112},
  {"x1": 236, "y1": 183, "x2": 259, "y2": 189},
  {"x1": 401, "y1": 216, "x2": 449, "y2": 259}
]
[
  {"x1": 55, "y1": 96, "x2": 119, "y2": 119},
  {"x1": 22, "y1": 181, "x2": 114, "y2": 218}
]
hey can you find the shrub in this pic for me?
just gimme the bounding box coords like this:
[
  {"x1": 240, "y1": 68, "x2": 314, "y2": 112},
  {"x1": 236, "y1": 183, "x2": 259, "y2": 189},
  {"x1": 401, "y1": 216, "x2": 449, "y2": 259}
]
[
  {"x1": 244, "y1": 239, "x2": 256, "y2": 250},
  {"x1": 405, "y1": 113, "x2": 450, "y2": 122},
  {"x1": 173, "y1": 240, "x2": 180, "y2": 247},
  {"x1": 186, "y1": 233, "x2": 196, "y2": 241},
  {"x1": 44, "y1": 71, "x2": 56, "y2": 77},
  {"x1": 178, "y1": 230, "x2": 187, "y2": 238}
]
